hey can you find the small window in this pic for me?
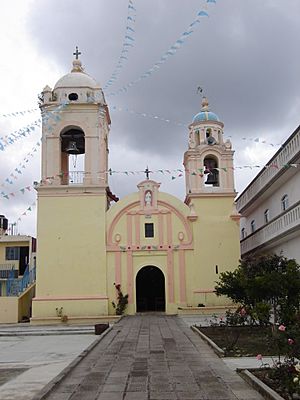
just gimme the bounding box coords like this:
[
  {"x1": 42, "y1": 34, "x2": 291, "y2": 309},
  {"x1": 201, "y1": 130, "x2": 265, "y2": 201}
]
[
  {"x1": 145, "y1": 223, "x2": 154, "y2": 238},
  {"x1": 264, "y1": 209, "x2": 270, "y2": 224},
  {"x1": 68, "y1": 93, "x2": 78, "y2": 101},
  {"x1": 281, "y1": 195, "x2": 289, "y2": 211},
  {"x1": 241, "y1": 228, "x2": 246, "y2": 239},
  {"x1": 5, "y1": 247, "x2": 20, "y2": 260},
  {"x1": 250, "y1": 220, "x2": 256, "y2": 233}
]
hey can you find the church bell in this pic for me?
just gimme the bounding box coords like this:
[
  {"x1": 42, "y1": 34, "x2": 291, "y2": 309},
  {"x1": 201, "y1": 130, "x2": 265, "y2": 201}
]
[
  {"x1": 205, "y1": 171, "x2": 218, "y2": 185},
  {"x1": 65, "y1": 140, "x2": 80, "y2": 155}
]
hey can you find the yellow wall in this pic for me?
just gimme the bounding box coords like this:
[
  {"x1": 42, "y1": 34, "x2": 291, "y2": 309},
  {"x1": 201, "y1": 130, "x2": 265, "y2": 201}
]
[
  {"x1": 0, "y1": 297, "x2": 18, "y2": 323},
  {"x1": 19, "y1": 285, "x2": 35, "y2": 321},
  {"x1": 186, "y1": 196, "x2": 240, "y2": 307},
  {"x1": 32, "y1": 194, "x2": 108, "y2": 319},
  {"x1": 106, "y1": 191, "x2": 239, "y2": 314},
  {"x1": 32, "y1": 187, "x2": 240, "y2": 321}
]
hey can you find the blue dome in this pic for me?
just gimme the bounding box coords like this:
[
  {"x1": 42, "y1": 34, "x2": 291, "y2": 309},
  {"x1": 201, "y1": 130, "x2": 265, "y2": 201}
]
[{"x1": 192, "y1": 111, "x2": 220, "y2": 123}]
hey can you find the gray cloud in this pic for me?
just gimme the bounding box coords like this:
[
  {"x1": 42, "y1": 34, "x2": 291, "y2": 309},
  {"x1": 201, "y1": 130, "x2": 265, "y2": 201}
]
[{"x1": 24, "y1": 0, "x2": 300, "y2": 203}]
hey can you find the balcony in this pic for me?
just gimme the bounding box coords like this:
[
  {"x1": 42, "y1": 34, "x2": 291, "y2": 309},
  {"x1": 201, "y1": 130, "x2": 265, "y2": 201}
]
[
  {"x1": 241, "y1": 201, "x2": 300, "y2": 255},
  {"x1": 237, "y1": 128, "x2": 300, "y2": 212}
]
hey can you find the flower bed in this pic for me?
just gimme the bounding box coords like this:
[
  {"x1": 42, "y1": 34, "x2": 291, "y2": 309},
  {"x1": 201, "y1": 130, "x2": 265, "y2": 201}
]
[
  {"x1": 195, "y1": 323, "x2": 300, "y2": 399},
  {"x1": 196, "y1": 325, "x2": 275, "y2": 356}
]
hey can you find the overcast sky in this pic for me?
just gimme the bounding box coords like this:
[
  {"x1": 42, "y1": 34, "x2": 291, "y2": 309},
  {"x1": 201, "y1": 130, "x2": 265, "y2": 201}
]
[{"x1": 1, "y1": 0, "x2": 300, "y2": 236}]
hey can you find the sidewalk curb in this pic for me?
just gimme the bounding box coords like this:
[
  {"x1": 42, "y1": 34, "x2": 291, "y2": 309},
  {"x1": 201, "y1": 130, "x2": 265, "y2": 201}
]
[
  {"x1": 191, "y1": 325, "x2": 225, "y2": 357},
  {"x1": 31, "y1": 325, "x2": 113, "y2": 400},
  {"x1": 238, "y1": 368, "x2": 285, "y2": 400}
]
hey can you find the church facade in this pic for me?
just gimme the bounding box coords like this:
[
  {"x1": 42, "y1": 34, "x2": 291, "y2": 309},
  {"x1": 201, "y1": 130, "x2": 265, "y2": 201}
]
[{"x1": 31, "y1": 55, "x2": 240, "y2": 323}]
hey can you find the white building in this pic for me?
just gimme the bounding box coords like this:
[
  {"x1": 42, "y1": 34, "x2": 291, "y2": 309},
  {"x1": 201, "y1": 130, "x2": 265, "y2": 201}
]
[{"x1": 236, "y1": 126, "x2": 300, "y2": 262}]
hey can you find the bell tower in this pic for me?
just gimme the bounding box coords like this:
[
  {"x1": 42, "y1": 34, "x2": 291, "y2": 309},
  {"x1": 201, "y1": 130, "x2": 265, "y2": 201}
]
[
  {"x1": 183, "y1": 98, "x2": 241, "y2": 285},
  {"x1": 32, "y1": 50, "x2": 113, "y2": 323},
  {"x1": 184, "y1": 97, "x2": 235, "y2": 200}
]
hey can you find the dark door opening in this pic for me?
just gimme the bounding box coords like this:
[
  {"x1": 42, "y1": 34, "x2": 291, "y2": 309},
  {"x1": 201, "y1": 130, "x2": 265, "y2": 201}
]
[
  {"x1": 136, "y1": 266, "x2": 165, "y2": 312},
  {"x1": 19, "y1": 247, "x2": 29, "y2": 275}
]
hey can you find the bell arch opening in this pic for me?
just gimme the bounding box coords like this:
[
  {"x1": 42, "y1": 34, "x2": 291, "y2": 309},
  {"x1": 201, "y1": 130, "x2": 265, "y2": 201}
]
[
  {"x1": 204, "y1": 155, "x2": 219, "y2": 187},
  {"x1": 136, "y1": 266, "x2": 165, "y2": 312},
  {"x1": 60, "y1": 126, "x2": 85, "y2": 184}
]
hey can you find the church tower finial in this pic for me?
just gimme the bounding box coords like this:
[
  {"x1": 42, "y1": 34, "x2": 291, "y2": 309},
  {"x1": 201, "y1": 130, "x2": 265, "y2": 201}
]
[
  {"x1": 71, "y1": 46, "x2": 84, "y2": 72},
  {"x1": 201, "y1": 96, "x2": 209, "y2": 111}
]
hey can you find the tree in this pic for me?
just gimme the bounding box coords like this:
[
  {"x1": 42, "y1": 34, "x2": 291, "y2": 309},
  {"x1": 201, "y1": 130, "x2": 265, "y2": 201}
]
[{"x1": 215, "y1": 254, "x2": 300, "y2": 325}]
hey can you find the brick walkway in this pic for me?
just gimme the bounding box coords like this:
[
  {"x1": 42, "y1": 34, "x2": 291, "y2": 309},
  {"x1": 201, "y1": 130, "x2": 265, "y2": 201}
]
[{"x1": 42, "y1": 315, "x2": 263, "y2": 400}]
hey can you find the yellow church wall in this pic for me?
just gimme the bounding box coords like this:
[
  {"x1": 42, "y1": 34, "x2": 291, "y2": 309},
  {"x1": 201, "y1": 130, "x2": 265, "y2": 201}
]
[
  {"x1": 32, "y1": 193, "x2": 108, "y2": 319},
  {"x1": 185, "y1": 195, "x2": 240, "y2": 307},
  {"x1": 106, "y1": 190, "x2": 193, "y2": 315}
]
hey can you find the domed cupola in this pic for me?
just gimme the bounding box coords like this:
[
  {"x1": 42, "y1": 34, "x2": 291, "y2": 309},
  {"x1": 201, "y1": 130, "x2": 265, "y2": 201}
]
[
  {"x1": 192, "y1": 97, "x2": 220, "y2": 123},
  {"x1": 40, "y1": 48, "x2": 105, "y2": 105}
]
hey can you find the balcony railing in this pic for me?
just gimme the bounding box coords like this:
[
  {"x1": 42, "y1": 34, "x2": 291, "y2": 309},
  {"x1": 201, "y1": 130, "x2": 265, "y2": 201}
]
[
  {"x1": 0, "y1": 264, "x2": 18, "y2": 279},
  {"x1": 241, "y1": 201, "x2": 300, "y2": 255},
  {"x1": 67, "y1": 171, "x2": 84, "y2": 185},
  {"x1": 237, "y1": 129, "x2": 300, "y2": 211}
]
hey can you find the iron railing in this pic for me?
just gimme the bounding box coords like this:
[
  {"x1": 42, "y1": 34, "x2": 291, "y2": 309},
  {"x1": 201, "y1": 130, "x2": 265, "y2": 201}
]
[{"x1": 5, "y1": 266, "x2": 36, "y2": 297}]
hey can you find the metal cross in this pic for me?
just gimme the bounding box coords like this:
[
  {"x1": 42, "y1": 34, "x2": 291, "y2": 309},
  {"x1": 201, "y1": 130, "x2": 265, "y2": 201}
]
[
  {"x1": 144, "y1": 166, "x2": 151, "y2": 180},
  {"x1": 73, "y1": 46, "x2": 81, "y2": 60}
]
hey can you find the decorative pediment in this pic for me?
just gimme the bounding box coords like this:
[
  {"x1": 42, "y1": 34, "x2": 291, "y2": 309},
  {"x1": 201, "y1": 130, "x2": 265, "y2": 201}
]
[{"x1": 137, "y1": 180, "x2": 161, "y2": 211}]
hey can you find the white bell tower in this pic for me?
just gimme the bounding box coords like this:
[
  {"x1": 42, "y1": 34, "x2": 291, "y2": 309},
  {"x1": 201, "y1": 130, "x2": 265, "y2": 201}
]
[
  {"x1": 32, "y1": 49, "x2": 114, "y2": 323},
  {"x1": 184, "y1": 97, "x2": 236, "y2": 201}
]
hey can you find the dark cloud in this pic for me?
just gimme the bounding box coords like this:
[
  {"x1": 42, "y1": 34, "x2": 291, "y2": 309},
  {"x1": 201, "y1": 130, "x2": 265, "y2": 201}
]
[{"x1": 24, "y1": 0, "x2": 300, "y2": 202}]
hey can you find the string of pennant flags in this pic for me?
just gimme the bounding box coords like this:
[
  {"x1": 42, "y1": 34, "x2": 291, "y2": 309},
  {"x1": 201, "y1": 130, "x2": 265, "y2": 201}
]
[
  {"x1": 0, "y1": 108, "x2": 38, "y2": 119},
  {"x1": 0, "y1": 102, "x2": 287, "y2": 149},
  {"x1": 0, "y1": 101, "x2": 69, "y2": 150},
  {"x1": 103, "y1": 0, "x2": 137, "y2": 90},
  {"x1": 2, "y1": 162, "x2": 300, "y2": 201},
  {"x1": 107, "y1": 0, "x2": 216, "y2": 98},
  {"x1": 13, "y1": 201, "x2": 37, "y2": 225},
  {"x1": 0, "y1": 119, "x2": 41, "y2": 151},
  {"x1": 0, "y1": 139, "x2": 41, "y2": 188}
]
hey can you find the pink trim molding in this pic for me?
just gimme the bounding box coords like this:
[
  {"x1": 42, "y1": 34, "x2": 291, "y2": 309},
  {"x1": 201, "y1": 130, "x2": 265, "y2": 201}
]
[
  {"x1": 33, "y1": 295, "x2": 108, "y2": 301},
  {"x1": 127, "y1": 251, "x2": 133, "y2": 303},
  {"x1": 179, "y1": 249, "x2": 186, "y2": 302},
  {"x1": 167, "y1": 249, "x2": 174, "y2": 303},
  {"x1": 115, "y1": 251, "x2": 121, "y2": 285},
  {"x1": 135, "y1": 214, "x2": 140, "y2": 246}
]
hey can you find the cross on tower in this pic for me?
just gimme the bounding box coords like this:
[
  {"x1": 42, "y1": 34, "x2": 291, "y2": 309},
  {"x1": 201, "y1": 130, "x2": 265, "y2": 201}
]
[
  {"x1": 144, "y1": 166, "x2": 151, "y2": 180},
  {"x1": 73, "y1": 46, "x2": 81, "y2": 60}
]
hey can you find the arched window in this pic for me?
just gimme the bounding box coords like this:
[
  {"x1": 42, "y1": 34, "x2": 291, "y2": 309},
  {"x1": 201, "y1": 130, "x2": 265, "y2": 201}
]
[
  {"x1": 281, "y1": 195, "x2": 289, "y2": 211},
  {"x1": 241, "y1": 228, "x2": 246, "y2": 239},
  {"x1": 264, "y1": 209, "x2": 270, "y2": 224},
  {"x1": 206, "y1": 128, "x2": 212, "y2": 138},
  {"x1": 60, "y1": 127, "x2": 85, "y2": 185},
  {"x1": 204, "y1": 155, "x2": 219, "y2": 187},
  {"x1": 250, "y1": 220, "x2": 256, "y2": 233}
]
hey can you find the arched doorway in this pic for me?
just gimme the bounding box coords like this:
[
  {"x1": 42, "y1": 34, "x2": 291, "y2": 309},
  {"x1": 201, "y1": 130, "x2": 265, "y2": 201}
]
[{"x1": 136, "y1": 266, "x2": 165, "y2": 312}]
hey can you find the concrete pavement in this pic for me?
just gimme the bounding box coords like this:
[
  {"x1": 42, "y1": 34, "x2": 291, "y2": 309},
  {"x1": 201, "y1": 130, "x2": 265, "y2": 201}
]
[
  {"x1": 38, "y1": 315, "x2": 264, "y2": 400},
  {"x1": 0, "y1": 330, "x2": 96, "y2": 400}
]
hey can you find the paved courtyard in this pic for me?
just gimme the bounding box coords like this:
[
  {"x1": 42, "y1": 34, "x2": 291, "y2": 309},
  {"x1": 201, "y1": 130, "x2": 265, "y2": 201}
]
[{"x1": 40, "y1": 315, "x2": 263, "y2": 400}]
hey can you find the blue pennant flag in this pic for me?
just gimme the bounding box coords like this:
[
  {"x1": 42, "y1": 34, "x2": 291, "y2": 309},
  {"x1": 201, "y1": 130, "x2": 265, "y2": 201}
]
[{"x1": 198, "y1": 11, "x2": 209, "y2": 16}]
